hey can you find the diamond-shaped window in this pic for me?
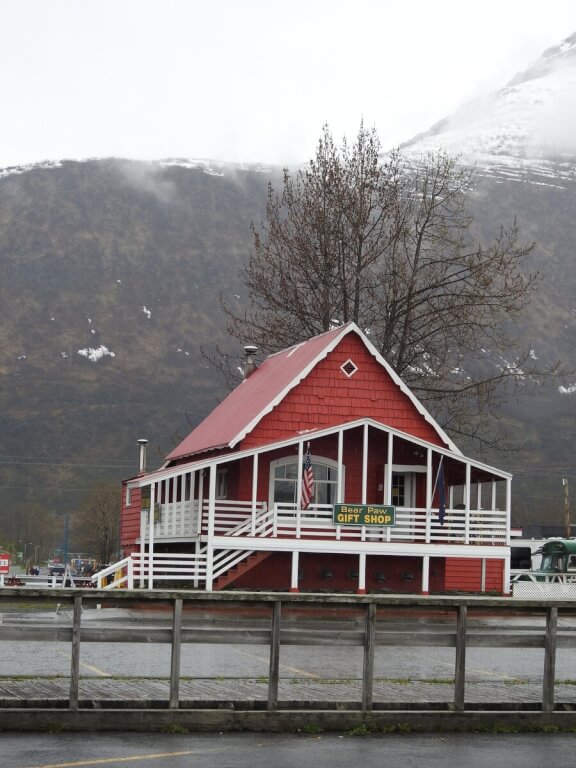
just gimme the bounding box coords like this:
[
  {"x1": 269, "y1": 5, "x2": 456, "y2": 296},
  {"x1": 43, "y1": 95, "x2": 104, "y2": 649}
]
[{"x1": 341, "y1": 359, "x2": 358, "y2": 378}]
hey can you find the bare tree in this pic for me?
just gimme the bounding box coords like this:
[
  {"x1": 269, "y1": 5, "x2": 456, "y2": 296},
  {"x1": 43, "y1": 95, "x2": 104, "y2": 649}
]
[
  {"x1": 75, "y1": 483, "x2": 120, "y2": 565},
  {"x1": 221, "y1": 123, "x2": 551, "y2": 446}
]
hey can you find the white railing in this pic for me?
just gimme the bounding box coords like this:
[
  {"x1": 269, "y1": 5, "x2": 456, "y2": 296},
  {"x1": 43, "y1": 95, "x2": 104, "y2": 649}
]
[
  {"x1": 92, "y1": 552, "x2": 208, "y2": 590},
  {"x1": 273, "y1": 503, "x2": 508, "y2": 544},
  {"x1": 152, "y1": 497, "x2": 508, "y2": 545},
  {"x1": 202, "y1": 499, "x2": 270, "y2": 536},
  {"x1": 511, "y1": 572, "x2": 576, "y2": 599},
  {"x1": 212, "y1": 548, "x2": 256, "y2": 581},
  {"x1": 153, "y1": 500, "x2": 200, "y2": 539}
]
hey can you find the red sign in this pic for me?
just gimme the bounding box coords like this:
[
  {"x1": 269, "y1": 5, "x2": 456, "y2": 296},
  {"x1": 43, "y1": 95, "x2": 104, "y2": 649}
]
[{"x1": 0, "y1": 553, "x2": 10, "y2": 574}]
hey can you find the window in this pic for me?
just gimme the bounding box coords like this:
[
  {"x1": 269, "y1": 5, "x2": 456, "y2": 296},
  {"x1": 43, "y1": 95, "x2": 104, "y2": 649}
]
[
  {"x1": 216, "y1": 468, "x2": 228, "y2": 499},
  {"x1": 340, "y1": 359, "x2": 358, "y2": 378},
  {"x1": 391, "y1": 474, "x2": 406, "y2": 507},
  {"x1": 270, "y1": 456, "x2": 341, "y2": 506}
]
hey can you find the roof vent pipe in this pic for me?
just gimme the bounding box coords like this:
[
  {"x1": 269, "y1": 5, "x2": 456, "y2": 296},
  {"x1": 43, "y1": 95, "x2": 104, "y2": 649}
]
[
  {"x1": 243, "y1": 345, "x2": 259, "y2": 380},
  {"x1": 137, "y1": 439, "x2": 148, "y2": 474}
]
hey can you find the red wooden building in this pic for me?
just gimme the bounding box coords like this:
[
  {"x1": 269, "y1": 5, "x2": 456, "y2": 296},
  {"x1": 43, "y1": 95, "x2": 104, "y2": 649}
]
[{"x1": 114, "y1": 322, "x2": 512, "y2": 594}]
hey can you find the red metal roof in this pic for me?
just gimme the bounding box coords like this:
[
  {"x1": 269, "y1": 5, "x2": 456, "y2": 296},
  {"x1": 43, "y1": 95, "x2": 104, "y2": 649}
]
[
  {"x1": 166, "y1": 324, "x2": 350, "y2": 462},
  {"x1": 165, "y1": 322, "x2": 458, "y2": 463}
]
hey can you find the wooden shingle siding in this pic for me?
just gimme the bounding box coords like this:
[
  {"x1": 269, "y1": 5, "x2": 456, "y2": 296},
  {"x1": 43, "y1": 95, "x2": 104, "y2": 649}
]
[
  {"x1": 121, "y1": 485, "x2": 142, "y2": 548},
  {"x1": 242, "y1": 335, "x2": 444, "y2": 449},
  {"x1": 445, "y1": 558, "x2": 505, "y2": 593}
]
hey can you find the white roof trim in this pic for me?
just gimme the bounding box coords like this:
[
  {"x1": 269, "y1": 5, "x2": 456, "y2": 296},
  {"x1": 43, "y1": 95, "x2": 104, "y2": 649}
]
[
  {"x1": 229, "y1": 322, "x2": 460, "y2": 455},
  {"x1": 130, "y1": 416, "x2": 510, "y2": 489}
]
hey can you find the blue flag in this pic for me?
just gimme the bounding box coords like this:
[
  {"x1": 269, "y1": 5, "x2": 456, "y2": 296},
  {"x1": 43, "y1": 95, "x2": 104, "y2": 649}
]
[{"x1": 438, "y1": 459, "x2": 446, "y2": 527}]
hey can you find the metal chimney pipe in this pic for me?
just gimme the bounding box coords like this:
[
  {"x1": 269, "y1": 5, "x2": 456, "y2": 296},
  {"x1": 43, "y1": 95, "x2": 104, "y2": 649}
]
[
  {"x1": 137, "y1": 439, "x2": 148, "y2": 474},
  {"x1": 243, "y1": 345, "x2": 259, "y2": 379}
]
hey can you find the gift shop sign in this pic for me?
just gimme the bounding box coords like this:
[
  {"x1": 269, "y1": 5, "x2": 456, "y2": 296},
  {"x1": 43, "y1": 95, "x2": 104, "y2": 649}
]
[{"x1": 332, "y1": 504, "x2": 396, "y2": 526}]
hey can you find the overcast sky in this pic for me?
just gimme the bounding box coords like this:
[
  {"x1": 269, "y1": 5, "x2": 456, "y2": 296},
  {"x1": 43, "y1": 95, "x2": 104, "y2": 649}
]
[{"x1": 1, "y1": 0, "x2": 575, "y2": 169}]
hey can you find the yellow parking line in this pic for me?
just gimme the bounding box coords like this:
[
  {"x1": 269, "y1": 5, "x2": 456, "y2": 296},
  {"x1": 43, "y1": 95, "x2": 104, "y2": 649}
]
[
  {"x1": 234, "y1": 647, "x2": 320, "y2": 678},
  {"x1": 55, "y1": 649, "x2": 111, "y2": 677},
  {"x1": 32, "y1": 751, "x2": 197, "y2": 768}
]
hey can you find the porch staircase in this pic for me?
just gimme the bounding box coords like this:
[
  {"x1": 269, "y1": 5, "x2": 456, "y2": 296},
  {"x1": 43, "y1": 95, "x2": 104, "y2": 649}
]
[{"x1": 212, "y1": 550, "x2": 272, "y2": 591}]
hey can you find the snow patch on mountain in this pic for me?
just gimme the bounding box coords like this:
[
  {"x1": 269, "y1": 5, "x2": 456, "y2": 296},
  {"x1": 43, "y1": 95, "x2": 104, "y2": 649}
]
[
  {"x1": 77, "y1": 345, "x2": 115, "y2": 363},
  {"x1": 0, "y1": 159, "x2": 63, "y2": 180}
]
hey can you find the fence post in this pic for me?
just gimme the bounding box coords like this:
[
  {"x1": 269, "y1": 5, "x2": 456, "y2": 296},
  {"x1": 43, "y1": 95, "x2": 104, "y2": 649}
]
[
  {"x1": 543, "y1": 606, "x2": 558, "y2": 713},
  {"x1": 362, "y1": 602, "x2": 376, "y2": 712},
  {"x1": 169, "y1": 597, "x2": 183, "y2": 709},
  {"x1": 268, "y1": 600, "x2": 281, "y2": 710},
  {"x1": 454, "y1": 604, "x2": 467, "y2": 711},
  {"x1": 69, "y1": 595, "x2": 82, "y2": 710}
]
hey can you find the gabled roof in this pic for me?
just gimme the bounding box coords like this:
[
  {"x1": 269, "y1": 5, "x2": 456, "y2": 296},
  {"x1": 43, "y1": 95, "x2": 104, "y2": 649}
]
[{"x1": 166, "y1": 322, "x2": 460, "y2": 463}]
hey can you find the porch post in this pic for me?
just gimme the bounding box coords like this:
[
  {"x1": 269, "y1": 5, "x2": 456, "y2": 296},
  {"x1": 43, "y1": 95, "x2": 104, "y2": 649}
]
[
  {"x1": 296, "y1": 442, "x2": 304, "y2": 509},
  {"x1": 385, "y1": 432, "x2": 393, "y2": 542},
  {"x1": 506, "y1": 476, "x2": 512, "y2": 546},
  {"x1": 464, "y1": 463, "x2": 471, "y2": 544},
  {"x1": 290, "y1": 551, "x2": 300, "y2": 592},
  {"x1": 251, "y1": 453, "x2": 258, "y2": 536},
  {"x1": 139, "y1": 505, "x2": 147, "y2": 589},
  {"x1": 357, "y1": 552, "x2": 367, "y2": 594},
  {"x1": 205, "y1": 465, "x2": 217, "y2": 591},
  {"x1": 421, "y1": 554, "x2": 430, "y2": 595},
  {"x1": 361, "y1": 424, "x2": 368, "y2": 503},
  {"x1": 336, "y1": 430, "x2": 344, "y2": 541},
  {"x1": 360, "y1": 425, "x2": 368, "y2": 543},
  {"x1": 503, "y1": 549, "x2": 511, "y2": 596},
  {"x1": 425, "y1": 448, "x2": 432, "y2": 543},
  {"x1": 147, "y1": 482, "x2": 155, "y2": 590}
]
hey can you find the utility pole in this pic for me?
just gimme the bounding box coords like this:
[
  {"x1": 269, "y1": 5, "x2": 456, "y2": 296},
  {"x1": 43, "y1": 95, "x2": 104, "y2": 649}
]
[{"x1": 563, "y1": 478, "x2": 571, "y2": 538}]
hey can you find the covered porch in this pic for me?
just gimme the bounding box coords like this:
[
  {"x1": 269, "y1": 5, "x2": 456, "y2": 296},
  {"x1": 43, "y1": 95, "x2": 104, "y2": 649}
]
[{"x1": 121, "y1": 418, "x2": 512, "y2": 593}]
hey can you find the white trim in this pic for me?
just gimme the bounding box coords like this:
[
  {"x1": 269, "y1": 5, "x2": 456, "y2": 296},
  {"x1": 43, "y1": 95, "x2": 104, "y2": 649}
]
[
  {"x1": 131, "y1": 417, "x2": 510, "y2": 492},
  {"x1": 210, "y1": 535, "x2": 509, "y2": 559},
  {"x1": 340, "y1": 358, "x2": 358, "y2": 378},
  {"x1": 228, "y1": 322, "x2": 461, "y2": 455},
  {"x1": 269, "y1": 453, "x2": 343, "y2": 509}
]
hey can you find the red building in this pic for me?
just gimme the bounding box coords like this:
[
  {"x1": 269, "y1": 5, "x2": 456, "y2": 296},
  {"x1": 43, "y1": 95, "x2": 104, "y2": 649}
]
[{"x1": 115, "y1": 322, "x2": 512, "y2": 594}]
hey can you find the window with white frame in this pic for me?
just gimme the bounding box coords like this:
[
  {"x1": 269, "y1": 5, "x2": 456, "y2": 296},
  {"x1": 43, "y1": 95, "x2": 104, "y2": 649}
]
[
  {"x1": 270, "y1": 456, "x2": 341, "y2": 507},
  {"x1": 383, "y1": 464, "x2": 426, "y2": 508},
  {"x1": 216, "y1": 468, "x2": 228, "y2": 499}
]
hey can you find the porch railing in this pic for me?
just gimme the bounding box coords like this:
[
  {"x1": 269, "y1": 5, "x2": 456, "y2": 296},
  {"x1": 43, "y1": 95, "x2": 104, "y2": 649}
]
[
  {"x1": 93, "y1": 552, "x2": 208, "y2": 590},
  {"x1": 273, "y1": 503, "x2": 507, "y2": 545},
  {"x1": 150, "y1": 498, "x2": 508, "y2": 544}
]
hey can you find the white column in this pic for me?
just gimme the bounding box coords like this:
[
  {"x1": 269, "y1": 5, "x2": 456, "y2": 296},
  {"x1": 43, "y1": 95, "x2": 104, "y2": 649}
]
[
  {"x1": 139, "y1": 504, "x2": 147, "y2": 589},
  {"x1": 337, "y1": 430, "x2": 344, "y2": 502},
  {"x1": 251, "y1": 453, "x2": 258, "y2": 536},
  {"x1": 358, "y1": 553, "x2": 367, "y2": 594},
  {"x1": 506, "y1": 477, "x2": 512, "y2": 546},
  {"x1": 422, "y1": 554, "x2": 430, "y2": 594},
  {"x1": 465, "y1": 464, "x2": 471, "y2": 544},
  {"x1": 297, "y1": 442, "x2": 304, "y2": 509},
  {"x1": 385, "y1": 432, "x2": 393, "y2": 542},
  {"x1": 425, "y1": 448, "x2": 432, "y2": 543},
  {"x1": 205, "y1": 465, "x2": 217, "y2": 591},
  {"x1": 361, "y1": 424, "x2": 368, "y2": 504},
  {"x1": 336, "y1": 430, "x2": 343, "y2": 541},
  {"x1": 290, "y1": 551, "x2": 300, "y2": 592},
  {"x1": 147, "y1": 483, "x2": 155, "y2": 589},
  {"x1": 503, "y1": 551, "x2": 511, "y2": 595}
]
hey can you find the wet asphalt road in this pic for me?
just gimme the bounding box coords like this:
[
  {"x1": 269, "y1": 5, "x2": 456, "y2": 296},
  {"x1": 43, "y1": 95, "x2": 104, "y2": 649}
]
[{"x1": 3, "y1": 731, "x2": 576, "y2": 768}]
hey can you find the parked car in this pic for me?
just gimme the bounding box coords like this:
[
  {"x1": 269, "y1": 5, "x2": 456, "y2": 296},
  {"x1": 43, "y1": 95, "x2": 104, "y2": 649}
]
[{"x1": 49, "y1": 564, "x2": 66, "y2": 576}]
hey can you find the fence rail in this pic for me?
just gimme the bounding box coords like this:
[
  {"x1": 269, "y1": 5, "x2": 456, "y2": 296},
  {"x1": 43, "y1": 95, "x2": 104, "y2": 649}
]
[{"x1": 1, "y1": 589, "x2": 575, "y2": 718}]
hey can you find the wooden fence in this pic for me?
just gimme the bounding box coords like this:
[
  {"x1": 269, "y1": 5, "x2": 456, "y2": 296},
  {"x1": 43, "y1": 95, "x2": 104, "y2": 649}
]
[{"x1": 1, "y1": 589, "x2": 575, "y2": 717}]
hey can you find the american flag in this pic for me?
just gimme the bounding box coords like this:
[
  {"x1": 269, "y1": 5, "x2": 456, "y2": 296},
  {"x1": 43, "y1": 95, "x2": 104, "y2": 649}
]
[{"x1": 301, "y1": 443, "x2": 314, "y2": 510}]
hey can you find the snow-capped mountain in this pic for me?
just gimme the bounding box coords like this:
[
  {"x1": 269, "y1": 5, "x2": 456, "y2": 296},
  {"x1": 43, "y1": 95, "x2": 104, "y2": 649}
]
[{"x1": 403, "y1": 32, "x2": 576, "y2": 186}]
